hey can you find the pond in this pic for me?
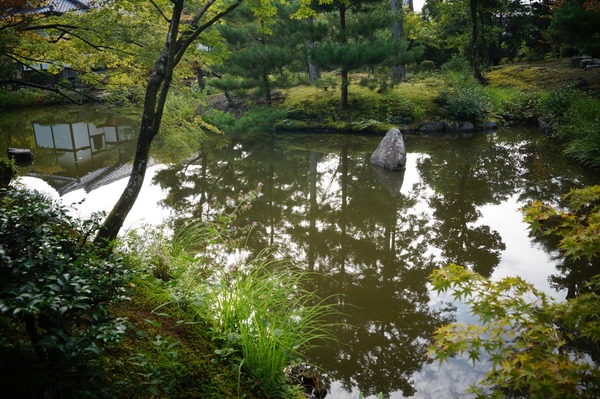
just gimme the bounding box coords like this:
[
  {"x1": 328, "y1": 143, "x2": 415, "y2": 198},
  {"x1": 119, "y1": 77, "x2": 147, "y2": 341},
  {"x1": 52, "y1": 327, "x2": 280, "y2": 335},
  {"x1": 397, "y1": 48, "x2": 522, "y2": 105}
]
[{"x1": 2, "y1": 105, "x2": 599, "y2": 398}]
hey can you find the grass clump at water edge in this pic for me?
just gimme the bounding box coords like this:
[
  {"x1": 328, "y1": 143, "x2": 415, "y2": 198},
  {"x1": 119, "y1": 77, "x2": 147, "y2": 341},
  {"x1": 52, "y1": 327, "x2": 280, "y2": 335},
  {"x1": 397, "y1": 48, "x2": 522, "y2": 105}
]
[
  {"x1": 122, "y1": 185, "x2": 340, "y2": 398},
  {"x1": 191, "y1": 249, "x2": 339, "y2": 398}
]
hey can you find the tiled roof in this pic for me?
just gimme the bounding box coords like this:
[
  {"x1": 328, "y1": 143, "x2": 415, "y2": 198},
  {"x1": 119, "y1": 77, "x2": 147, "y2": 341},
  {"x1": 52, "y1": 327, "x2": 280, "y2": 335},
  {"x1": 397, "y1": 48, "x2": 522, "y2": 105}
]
[
  {"x1": 45, "y1": 0, "x2": 91, "y2": 13},
  {"x1": 48, "y1": 0, "x2": 91, "y2": 14},
  {"x1": 12, "y1": 0, "x2": 91, "y2": 15}
]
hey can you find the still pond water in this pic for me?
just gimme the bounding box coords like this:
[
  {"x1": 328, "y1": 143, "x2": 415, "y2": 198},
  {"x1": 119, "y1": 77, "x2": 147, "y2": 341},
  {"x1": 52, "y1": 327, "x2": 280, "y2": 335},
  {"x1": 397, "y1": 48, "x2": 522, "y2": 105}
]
[{"x1": 2, "y1": 105, "x2": 599, "y2": 398}]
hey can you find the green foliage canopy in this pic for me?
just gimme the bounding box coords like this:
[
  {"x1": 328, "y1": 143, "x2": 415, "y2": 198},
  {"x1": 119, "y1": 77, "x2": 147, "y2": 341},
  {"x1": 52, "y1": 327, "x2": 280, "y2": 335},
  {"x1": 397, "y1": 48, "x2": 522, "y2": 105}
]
[{"x1": 549, "y1": 0, "x2": 600, "y2": 57}]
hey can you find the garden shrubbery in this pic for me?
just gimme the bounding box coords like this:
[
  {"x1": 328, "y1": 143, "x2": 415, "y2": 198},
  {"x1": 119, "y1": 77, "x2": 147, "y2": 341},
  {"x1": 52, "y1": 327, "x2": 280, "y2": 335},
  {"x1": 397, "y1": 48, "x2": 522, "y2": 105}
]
[
  {"x1": 487, "y1": 87, "x2": 544, "y2": 124},
  {"x1": 541, "y1": 86, "x2": 600, "y2": 167},
  {"x1": 0, "y1": 187, "x2": 130, "y2": 397}
]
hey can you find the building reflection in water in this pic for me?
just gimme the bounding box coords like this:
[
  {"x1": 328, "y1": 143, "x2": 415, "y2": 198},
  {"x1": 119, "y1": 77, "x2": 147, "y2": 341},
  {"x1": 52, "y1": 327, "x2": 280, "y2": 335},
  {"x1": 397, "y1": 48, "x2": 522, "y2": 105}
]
[{"x1": 31, "y1": 118, "x2": 136, "y2": 195}]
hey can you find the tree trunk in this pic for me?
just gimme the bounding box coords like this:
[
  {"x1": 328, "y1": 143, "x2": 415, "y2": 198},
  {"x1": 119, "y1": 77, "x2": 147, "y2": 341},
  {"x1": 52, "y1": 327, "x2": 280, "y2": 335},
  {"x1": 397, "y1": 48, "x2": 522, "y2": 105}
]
[
  {"x1": 391, "y1": 0, "x2": 405, "y2": 82},
  {"x1": 341, "y1": 66, "x2": 349, "y2": 110},
  {"x1": 262, "y1": 63, "x2": 271, "y2": 104},
  {"x1": 93, "y1": 0, "x2": 243, "y2": 247},
  {"x1": 339, "y1": 5, "x2": 349, "y2": 110},
  {"x1": 470, "y1": 0, "x2": 485, "y2": 83},
  {"x1": 307, "y1": 39, "x2": 320, "y2": 81},
  {"x1": 94, "y1": 1, "x2": 183, "y2": 247}
]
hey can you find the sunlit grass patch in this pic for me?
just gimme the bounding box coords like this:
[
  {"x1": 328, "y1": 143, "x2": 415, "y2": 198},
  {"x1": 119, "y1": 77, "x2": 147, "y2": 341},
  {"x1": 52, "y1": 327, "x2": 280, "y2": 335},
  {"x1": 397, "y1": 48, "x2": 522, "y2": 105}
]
[
  {"x1": 281, "y1": 78, "x2": 440, "y2": 127},
  {"x1": 191, "y1": 251, "x2": 339, "y2": 397}
]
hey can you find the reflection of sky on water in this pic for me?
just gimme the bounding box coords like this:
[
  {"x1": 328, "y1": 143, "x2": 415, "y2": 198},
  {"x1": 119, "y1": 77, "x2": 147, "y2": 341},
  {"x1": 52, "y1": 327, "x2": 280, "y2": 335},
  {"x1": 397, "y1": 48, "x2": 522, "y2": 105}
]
[
  {"x1": 59, "y1": 165, "x2": 173, "y2": 233},
  {"x1": 479, "y1": 196, "x2": 565, "y2": 298},
  {"x1": 326, "y1": 356, "x2": 486, "y2": 399}
]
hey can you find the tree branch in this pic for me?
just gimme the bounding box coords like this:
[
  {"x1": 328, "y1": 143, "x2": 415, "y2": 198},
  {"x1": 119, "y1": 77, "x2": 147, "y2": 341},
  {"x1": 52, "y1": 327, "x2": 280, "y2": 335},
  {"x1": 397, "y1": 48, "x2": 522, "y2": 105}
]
[
  {"x1": 175, "y1": 0, "x2": 243, "y2": 64},
  {"x1": 150, "y1": 0, "x2": 172, "y2": 23},
  {"x1": 0, "y1": 79, "x2": 98, "y2": 104},
  {"x1": 47, "y1": 26, "x2": 139, "y2": 55},
  {"x1": 190, "y1": 0, "x2": 218, "y2": 27}
]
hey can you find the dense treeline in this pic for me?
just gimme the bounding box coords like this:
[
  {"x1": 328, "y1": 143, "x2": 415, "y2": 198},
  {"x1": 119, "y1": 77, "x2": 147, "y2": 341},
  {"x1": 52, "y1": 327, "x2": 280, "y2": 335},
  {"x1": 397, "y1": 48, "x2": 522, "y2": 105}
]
[{"x1": 2, "y1": 0, "x2": 599, "y2": 106}]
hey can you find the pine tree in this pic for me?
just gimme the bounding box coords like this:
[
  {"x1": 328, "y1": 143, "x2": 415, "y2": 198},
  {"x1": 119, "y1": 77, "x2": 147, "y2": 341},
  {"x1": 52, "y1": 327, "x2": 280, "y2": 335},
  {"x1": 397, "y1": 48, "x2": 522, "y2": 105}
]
[
  {"x1": 308, "y1": 0, "x2": 399, "y2": 110},
  {"x1": 212, "y1": 4, "x2": 298, "y2": 104}
]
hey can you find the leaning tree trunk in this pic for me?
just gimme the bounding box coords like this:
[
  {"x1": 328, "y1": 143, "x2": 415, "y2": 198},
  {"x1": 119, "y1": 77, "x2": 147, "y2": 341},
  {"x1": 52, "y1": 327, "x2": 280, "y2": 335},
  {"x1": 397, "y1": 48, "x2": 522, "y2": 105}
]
[
  {"x1": 93, "y1": 5, "x2": 182, "y2": 247},
  {"x1": 93, "y1": 0, "x2": 243, "y2": 247}
]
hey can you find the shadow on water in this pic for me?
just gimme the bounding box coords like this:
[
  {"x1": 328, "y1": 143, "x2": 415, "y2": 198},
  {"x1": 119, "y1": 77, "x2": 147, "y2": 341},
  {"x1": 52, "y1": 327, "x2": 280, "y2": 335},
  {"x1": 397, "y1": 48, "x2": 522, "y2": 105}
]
[{"x1": 2, "y1": 106, "x2": 600, "y2": 398}]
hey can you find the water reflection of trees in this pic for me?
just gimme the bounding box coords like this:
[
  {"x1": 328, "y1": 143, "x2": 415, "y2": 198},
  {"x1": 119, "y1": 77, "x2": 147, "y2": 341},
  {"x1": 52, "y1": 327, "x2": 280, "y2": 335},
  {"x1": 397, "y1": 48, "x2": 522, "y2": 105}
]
[
  {"x1": 487, "y1": 130, "x2": 600, "y2": 297},
  {"x1": 415, "y1": 134, "x2": 518, "y2": 277},
  {"x1": 150, "y1": 130, "x2": 600, "y2": 398},
  {"x1": 153, "y1": 137, "x2": 450, "y2": 397}
]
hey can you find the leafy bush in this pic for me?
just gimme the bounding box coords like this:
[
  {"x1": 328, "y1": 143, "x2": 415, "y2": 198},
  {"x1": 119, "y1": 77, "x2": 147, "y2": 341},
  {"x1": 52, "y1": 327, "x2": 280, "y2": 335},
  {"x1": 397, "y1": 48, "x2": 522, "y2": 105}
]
[
  {"x1": 438, "y1": 58, "x2": 492, "y2": 121},
  {"x1": 0, "y1": 157, "x2": 18, "y2": 187},
  {"x1": 487, "y1": 87, "x2": 544, "y2": 123},
  {"x1": 0, "y1": 87, "x2": 66, "y2": 108},
  {"x1": 555, "y1": 97, "x2": 600, "y2": 167},
  {"x1": 441, "y1": 54, "x2": 471, "y2": 74},
  {"x1": 541, "y1": 85, "x2": 578, "y2": 124},
  {"x1": 541, "y1": 87, "x2": 600, "y2": 167},
  {"x1": 420, "y1": 60, "x2": 436, "y2": 72},
  {"x1": 442, "y1": 85, "x2": 492, "y2": 121},
  {"x1": 0, "y1": 187, "x2": 130, "y2": 397},
  {"x1": 203, "y1": 106, "x2": 287, "y2": 136},
  {"x1": 232, "y1": 106, "x2": 288, "y2": 135}
]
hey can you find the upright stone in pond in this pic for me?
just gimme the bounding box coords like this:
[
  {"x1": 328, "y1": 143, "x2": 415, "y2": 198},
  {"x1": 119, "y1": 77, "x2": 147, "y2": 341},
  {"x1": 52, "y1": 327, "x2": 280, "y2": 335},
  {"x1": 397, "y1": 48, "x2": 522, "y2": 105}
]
[{"x1": 370, "y1": 127, "x2": 406, "y2": 171}]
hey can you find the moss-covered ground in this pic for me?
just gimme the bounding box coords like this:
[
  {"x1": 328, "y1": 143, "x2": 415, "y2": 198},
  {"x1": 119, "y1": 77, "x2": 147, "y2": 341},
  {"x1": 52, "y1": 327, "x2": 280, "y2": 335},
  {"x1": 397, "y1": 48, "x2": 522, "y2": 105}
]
[
  {"x1": 108, "y1": 276, "x2": 260, "y2": 399},
  {"x1": 485, "y1": 59, "x2": 600, "y2": 94},
  {"x1": 270, "y1": 59, "x2": 600, "y2": 131}
]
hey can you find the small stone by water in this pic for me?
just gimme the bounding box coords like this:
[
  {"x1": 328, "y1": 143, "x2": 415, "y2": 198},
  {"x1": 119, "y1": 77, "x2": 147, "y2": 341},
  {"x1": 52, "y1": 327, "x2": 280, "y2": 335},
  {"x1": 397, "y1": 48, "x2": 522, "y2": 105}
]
[{"x1": 370, "y1": 127, "x2": 406, "y2": 171}]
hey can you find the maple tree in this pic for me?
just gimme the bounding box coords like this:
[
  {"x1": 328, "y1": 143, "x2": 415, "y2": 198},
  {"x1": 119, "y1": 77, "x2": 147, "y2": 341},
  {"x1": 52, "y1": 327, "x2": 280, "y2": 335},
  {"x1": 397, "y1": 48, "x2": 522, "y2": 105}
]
[{"x1": 429, "y1": 186, "x2": 600, "y2": 398}]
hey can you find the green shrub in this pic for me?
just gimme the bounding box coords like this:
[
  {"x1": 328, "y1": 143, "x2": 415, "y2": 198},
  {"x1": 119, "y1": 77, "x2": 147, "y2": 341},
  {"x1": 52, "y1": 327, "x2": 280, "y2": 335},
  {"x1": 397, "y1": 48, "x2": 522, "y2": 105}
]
[
  {"x1": 0, "y1": 157, "x2": 18, "y2": 187},
  {"x1": 420, "y1": 60, "x2": 436, "y2": 73},
  {"x1": 203, "y1": 106, "x2": 287, "y2": 136},
  {"x1": 541, "y1": 87, "x2": 600, "y2": 167},
  {"x1": 232, "y1": 106, "x2": 288, "y2": 135},
  {"x1": 438, "y1": 56, "x2": 492, "y2": 121},
  {"x1": 442, "y1": 85, "x2": 492, "y2": 121},
  {"x1": 441, "y1": 54, "x2": 471, "y2": 74},
  {"x1": 0, "y1": 187, "x2": 130, "y2": 397},
  {"x1": 555, "y1": 97, "x2": 600, "y2": 167},
  {"x1": 359, "y1": 76, "x2": 379, "y2": 91},
  {"x1": 541, "y1": 85, "x2": 578, "y2": 124},
  {"x1": 487, "y1": 87, "x2": 544, "y2": 123},
  {"x1": 0, "y1": 87, "x2": 66, "y2": 108}
]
